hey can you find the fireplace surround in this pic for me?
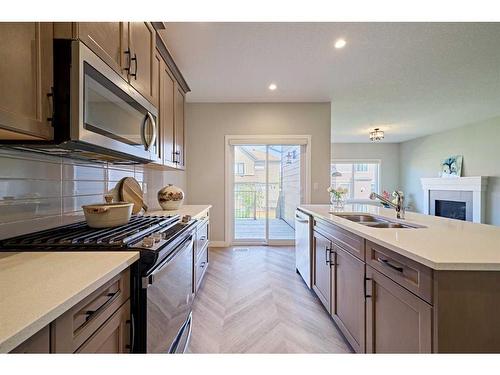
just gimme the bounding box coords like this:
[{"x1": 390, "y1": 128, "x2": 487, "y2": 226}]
[{"x1": 421, "y1": 176, "x2": 488, "y2": 223}]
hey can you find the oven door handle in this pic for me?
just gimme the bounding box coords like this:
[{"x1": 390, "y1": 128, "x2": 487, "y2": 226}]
[{"x1": 141, "y1": 236, "x2": 193, "y2": 289}]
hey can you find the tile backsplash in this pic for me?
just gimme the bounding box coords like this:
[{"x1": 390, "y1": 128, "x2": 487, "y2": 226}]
[{"x1": 0, "y1": 149, "x2": 186, "y2": 239}]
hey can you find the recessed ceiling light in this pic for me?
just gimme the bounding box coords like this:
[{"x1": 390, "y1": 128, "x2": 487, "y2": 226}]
[
  {"x1": 334, "y1": 39, "x2": 347, "y2": 49},
  {"x1": 268, "y1": 83, "x2": 277, "y2": 91}
]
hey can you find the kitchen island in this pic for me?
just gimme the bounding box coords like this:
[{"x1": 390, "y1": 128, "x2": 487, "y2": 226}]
[
  {"x1": 297, "y1": 204, "x2": 500, "y2": 353},
  {"x1": 0, "y1": 251, "x2": 139, "y2": 353}
]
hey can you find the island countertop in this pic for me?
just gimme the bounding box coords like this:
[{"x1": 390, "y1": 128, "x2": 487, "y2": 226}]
[
  {"x1": 298, "y1": 204, "x2": 500, "y2": 271},
  {"x1": 0, "y1": 251, "x2": 139, "y2": 353}
]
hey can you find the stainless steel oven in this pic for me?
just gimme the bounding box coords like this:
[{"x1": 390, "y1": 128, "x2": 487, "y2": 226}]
[
  {"x1": 2, "y1": 39, "x2": 160, "y2": 164},
  {"x1": 141, "y1": 234, "x2": 195, "y2": 353}
]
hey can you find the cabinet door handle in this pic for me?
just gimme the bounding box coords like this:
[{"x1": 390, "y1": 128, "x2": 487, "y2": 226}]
[
  {"x1": 365, "y1": 277, "x2": 372, "y2": 298},
  {"x1": 130, "y1": 52, "x2": 137, "y2": 79},
  {"x1": 325, "y1": 247, "x2": 331, "y2": 265},
  {"x1": 377, "y1": 257, "x2": 404, "y2": 273},
  {"x1": 124, "y1": 49, "x2": 131, "y2": 73}
]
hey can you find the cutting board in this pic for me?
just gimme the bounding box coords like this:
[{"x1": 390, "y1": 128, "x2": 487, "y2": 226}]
[{"x1": 119, "y1": 177, "x2": 148, "y2": 214}]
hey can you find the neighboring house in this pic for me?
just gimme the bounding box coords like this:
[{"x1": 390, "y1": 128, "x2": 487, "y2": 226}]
[{"x1": 234, "y1": 146, "x2": 282, "y2": 219}]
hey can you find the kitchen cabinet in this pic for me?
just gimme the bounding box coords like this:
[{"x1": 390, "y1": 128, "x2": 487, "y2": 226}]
[
  {"x1": 158, "y1": 53, "x2": 176, "y2": 166},
  {"x1": 365, "y1": 266, "x2": 432, "y2": 353},
  {"x1": 0, "y1": 22, "x2": 54, "y2": 140},
  {"x1": 312, "y1": 230, "x2": 331, "y2": 312},
  {"x1": 174, "y1": 86, "x2": 185, "y2": 167},
  {"x1": 10, "y1": 326, "x2": 50, "y2": 353},
  {"x1": 76, "y1": 301, "x2": 131, "y2": 353},
  {"x1": 128, "y1": 22, "x2": 157, "y2": 105},
  {"x1": 51, "y1": 268, "x2": 131, "y2": 353},
  {"x1": 76, "y1": 22, "x2": 127, "y2": 79},
  {"x1": 194, "y1": 216, "x2": 210, "y2": 293},
  {"x1": 330, "y1": 243, "x2": 365, "y2": 353},
  {"x1": 56, "y1": 22, "x2": 157, "y2": 105}
]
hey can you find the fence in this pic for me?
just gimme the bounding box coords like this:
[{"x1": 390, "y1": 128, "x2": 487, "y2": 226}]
[{"x1": 234, "y1": 183, "x2": 279, "y2": 219}]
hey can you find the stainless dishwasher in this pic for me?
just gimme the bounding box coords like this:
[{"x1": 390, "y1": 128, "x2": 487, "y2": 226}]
[{"x1": 295, "y1": 209, "x2": 312, "y2": 288}]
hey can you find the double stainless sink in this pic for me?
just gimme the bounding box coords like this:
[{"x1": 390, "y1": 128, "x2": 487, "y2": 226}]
[{"x1": 334, "y1": 214, "x2": 425, "y2": 229}]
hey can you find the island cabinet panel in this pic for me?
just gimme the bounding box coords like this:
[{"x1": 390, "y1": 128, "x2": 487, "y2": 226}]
[
  {"x1": 366, "y1": 241, "x2": 433, "y2": 304},
  {"x1": 10, "y1": 326, "x2": 50, "y2": 353},
  {"x1": 366, "y1": 266, "x2": 432, "y2": 353},
  {"x1": 0, "y1": 22, "x2": 54, "y2": 140},
  {"x1": 330, "y1": 243, "x2": 365, "y2": 353},
  {"x1": 312, "y1": 230, "x2": 332, "y2": 312},
  {"x1": 433, "y1": 271, "x2": 500, "y2": 353},
  {"x1": 314, "y1": 218, "x2": 365, "y2": 260}
]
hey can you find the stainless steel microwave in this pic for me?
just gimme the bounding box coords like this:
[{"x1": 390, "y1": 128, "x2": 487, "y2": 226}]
[{"x1": 2, "y1": 40, "x2": 160, "y2": 164}]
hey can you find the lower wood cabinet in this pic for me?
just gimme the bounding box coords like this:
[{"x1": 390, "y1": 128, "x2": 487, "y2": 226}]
[
  {"x1": 194, "y1": 216, "x2": 210, "y2": 294},
  {"x1": 10, "y1": 326, "x2": 50, "y2": 353},
  {"x1": 331, "y1": 243, "x2": 365, "y2": 353},
  {"x1": 76, "y1": 301, "x2": 131, "y2": 353},
  {"x1": 312, "y1": 230, "x2": 331, "y2": 312},
  {"x1": 365, "y1": 266, "x2": 432, "y2": 353}
]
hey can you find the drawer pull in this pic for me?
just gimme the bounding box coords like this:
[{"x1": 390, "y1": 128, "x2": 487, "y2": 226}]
[
  {"x1": 83, "y1": 291, "x2": 119, "y2": 321},
  {"x1": 377, "y1": 257, "x2": 404, "y2": 273}
]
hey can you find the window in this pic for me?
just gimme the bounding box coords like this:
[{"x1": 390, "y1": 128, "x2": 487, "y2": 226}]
[
  {"x1": 235, "y1": 162, "x2": 245, "y2": 175},
  {"x1": 331, "y1": 161, "x2": 380, "y2": 201}
]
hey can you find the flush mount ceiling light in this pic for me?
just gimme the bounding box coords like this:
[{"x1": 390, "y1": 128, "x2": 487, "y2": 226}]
[
  {"x1": 369, "y1": 128, "x2": 385, "y2": 141},
  {"x1": 334, "y1": 38, "x2": 347, "y2": 49},
  {"x1": 268, "y1": 83, "x2": 277, "y2": 91}
]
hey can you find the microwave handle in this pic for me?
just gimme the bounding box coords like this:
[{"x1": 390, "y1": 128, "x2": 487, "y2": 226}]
[{"x1": 141, "y1": 112, "x2": 157, "y2": 152}]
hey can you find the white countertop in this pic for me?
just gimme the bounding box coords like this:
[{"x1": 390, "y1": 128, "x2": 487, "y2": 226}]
[
  {"x1": 146, "y1": 204, "x2": 211, "y2": 220},
  {"x1": 0, "y1": 251, "x2": 139, "y2": 353},
  {"x1": 298, "y1": 204, "x2": 500, "y2": 271}
]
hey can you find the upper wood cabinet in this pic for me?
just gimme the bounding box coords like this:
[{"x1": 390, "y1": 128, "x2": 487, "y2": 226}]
[
  {"x1": 128, "y1": 22, "x2": 157, "y2": 105},
  {"x1": 0, "y1": 22, "x2": 54, "y2": 140},
  {"x1": 76, "y1": 22, "x2": 127, "y2": 78},
  {"x1": 365, "y1": 266, "x2": 432, "y2": 353},
  {"x1": 174, "y1": 86, "x2": 185, "y2": 167},
  {"x1": 61, "y1": 22, "x2": 157, "y2": 105},
  {"x1": 158, "y1": 53, "x2": 175, "y2": 166}
]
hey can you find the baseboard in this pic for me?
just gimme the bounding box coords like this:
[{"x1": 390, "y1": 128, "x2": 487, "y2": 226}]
[{"x1": 209, "y1": 240, "x2": 229, "y2": 247}]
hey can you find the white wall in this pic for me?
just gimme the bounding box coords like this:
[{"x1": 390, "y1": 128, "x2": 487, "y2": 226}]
[
  {"x1": 399, "y1": 117, "x2": 500, "y2": 225},
  {"x1": 186, "y1": 102, "x2": 331, "y2": 243},
  {"x1": 331, "y1": 143, "x2": 401, "y2": 194}
]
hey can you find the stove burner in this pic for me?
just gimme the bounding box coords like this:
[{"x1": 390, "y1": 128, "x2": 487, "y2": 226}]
[{"x1": 1, "y1": 215, "x2": 179, "y2": 249}]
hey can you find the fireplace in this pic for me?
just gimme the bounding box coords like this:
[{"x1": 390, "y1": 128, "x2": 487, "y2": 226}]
[
  {"x1": 421, "y1": 177, "x2": 488, "y2": 223},
  {"x1": 435, "y1": 200, "x2": 466, "y2": 221},
  {"x1": 429, "y1": 190, "x2": 473, "y2": 221}
]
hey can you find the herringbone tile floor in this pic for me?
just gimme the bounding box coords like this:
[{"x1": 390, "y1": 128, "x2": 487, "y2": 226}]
[{"x1": 188, "y1": 246, "x2": 352, "y2": 353}]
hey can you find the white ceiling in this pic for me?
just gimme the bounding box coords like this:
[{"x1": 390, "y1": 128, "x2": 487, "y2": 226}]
[{"x1": 160, "y1": 23, "x2": 500, "y2": 142}]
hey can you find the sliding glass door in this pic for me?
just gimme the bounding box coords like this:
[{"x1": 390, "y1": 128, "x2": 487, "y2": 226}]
[{"x1": 232, "y1": 144, "x2": 303, "y2": 244}]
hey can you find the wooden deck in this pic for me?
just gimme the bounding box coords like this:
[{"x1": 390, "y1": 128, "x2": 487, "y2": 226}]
[{"x1": 235, "y1": 218, "x2": 295, "y2": 240}]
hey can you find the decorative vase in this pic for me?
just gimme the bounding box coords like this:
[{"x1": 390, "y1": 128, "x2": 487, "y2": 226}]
[
  {"x1": 330, "y1": 194, "x2": 346, "y2": 209},
  {"x1": 158, "y1": 184, "x2": 185, "y2": 210}
]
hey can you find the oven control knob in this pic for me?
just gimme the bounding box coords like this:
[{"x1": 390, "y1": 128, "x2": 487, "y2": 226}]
[
  {"x1": 142, "y1": 237, "x2": 155, "y2": 248},
  {"x1": 151, "y1": 233, "x2": 162, "y2": 243}
]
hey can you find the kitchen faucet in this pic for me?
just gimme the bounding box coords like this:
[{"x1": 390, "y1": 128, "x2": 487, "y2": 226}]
[{"x1": 370, "y1": 191, "x2": 405, "y2": 219}]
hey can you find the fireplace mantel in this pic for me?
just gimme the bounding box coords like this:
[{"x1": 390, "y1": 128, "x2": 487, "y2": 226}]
[{"x1": 421, "y1": 176, "x2": 488, "y2": 223}]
